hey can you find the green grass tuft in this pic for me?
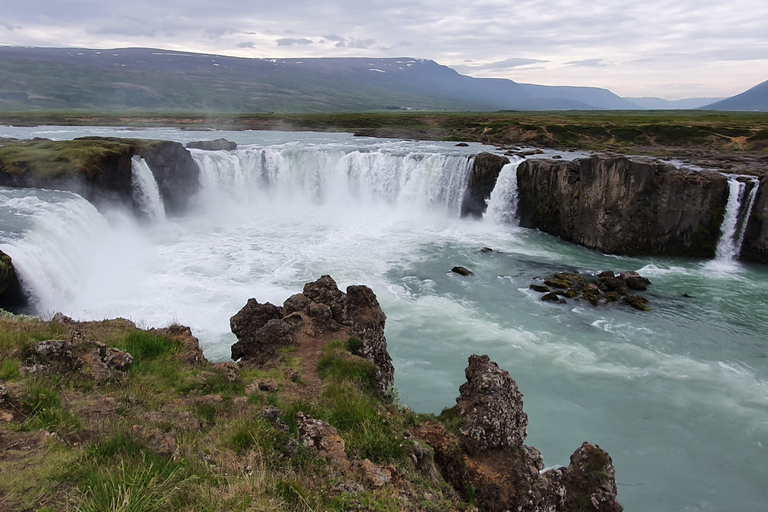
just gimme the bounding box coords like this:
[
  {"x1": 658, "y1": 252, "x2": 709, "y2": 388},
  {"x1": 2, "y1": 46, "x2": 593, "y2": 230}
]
[{"x1": 115, "y1": 331, "x2": 182, "y2": 361}]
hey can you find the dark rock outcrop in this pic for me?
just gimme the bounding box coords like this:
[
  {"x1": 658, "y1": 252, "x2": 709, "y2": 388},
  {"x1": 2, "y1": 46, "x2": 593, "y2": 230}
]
[
  {"x1": 0, "y1": 137, "x2": 199, "y2": 215},
  {"x1": 230, "y1": 275, "x2": 394, "y2": 397},
  {"x1": 451, "y1": 266, "x2": 474, "y2": 276},
  {"x1": 516, "y1": 155, "x2": 729, "y2": 257},
  {"x1": 741, "y1": 174, "x2": 768, "y2": 263},
  {"x1": 22, "y1": 325, "x2": 136, "y2": 383},
  {"x1": 455, "y1": 354, "x2": 528, "y2": 454},
  {"x1": 128, "y1": 138, "x2": 200, "y2": 213},
  {"x1": 186, "y1": 138, "x2": 237, "y2": 151},
  {"x1": 0, "y1": 250, "x2": 26, "y2": 311},
  {"x1": 416, "y1": 355, "x2": 622, "y2": 512},
  {"x1": 461, "y1": 152, "x2": 510, "y2": 218},
  {"x1": 531, "y1": 271, "x2": 651, "y2": 310}
]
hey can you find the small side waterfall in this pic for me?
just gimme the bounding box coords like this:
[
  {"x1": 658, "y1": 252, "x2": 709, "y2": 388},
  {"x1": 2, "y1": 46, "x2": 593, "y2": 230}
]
[
  {"x1": 484, "y1": 159, "x2": 523, "y2": 225},
  {"x1": 715, "y1": 175, "x2": 760, "y2": 261},
  {"x1": 734, "y1": 178, "x2": 759, "y2": 253},
  {"x1": 131, "y1": 156, "x2": 166, "y2": 222}
]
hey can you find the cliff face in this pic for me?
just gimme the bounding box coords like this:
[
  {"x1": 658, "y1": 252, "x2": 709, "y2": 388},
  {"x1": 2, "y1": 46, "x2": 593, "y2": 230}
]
[
  {"x1": 78, "y1": 137, "x2": 200, "y2": 214},
  {"x1": 461, "y1": 152, "x2": 510, "y2": 218},
  {"x1": 0, "y1": 250, "x2": 26, "y2": 311},
  {"x1": 0, "y1": 137, "x2": 199, "y2": 215},
  {"x1": 741, "y1": 174, "x2": 768, "y2": 263},
  {"x1": 516, "y1": 156, "x2": 729, "y2": 257}
]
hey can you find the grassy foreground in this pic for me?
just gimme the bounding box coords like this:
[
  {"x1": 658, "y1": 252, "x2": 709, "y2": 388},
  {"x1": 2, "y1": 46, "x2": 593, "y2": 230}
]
[
  {"x1": 0, "y1": 312, "x2": 464, "y2": 511},
  {"x1": 2, "y1": 110, "x2": 768, "y2": 154}
]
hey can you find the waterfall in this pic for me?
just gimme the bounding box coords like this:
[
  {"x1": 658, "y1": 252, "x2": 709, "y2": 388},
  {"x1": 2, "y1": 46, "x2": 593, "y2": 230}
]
[
  {"x1": 715, "y1": 175, "x2": 760, "y2": 261},
  {"x1": 734, "y1": 178, "x2": 760, "y2": 253},
  {"x1": 0, "y1": 188, "x2": 114, "y2": 313},
  {"x1": 131, "y1": 156, "x2": 166, "y2": 222},
  {"x1": 484, "y1": 159, "x2": 523, "y2": 225},
  {"x1": 191, "y1": 147, "x2": 474, "y2": 216}
]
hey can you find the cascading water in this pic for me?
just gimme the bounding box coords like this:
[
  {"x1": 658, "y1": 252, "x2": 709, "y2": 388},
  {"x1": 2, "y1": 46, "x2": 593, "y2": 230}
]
[
  {"x1": 131, "y1": 156, "x2": 166, "y2": 221},
  {"x1": 735, "y1": 177, "x2": 760, "y2": 252},
  {"x1": 715, "y1": 175, "x2": 760, "y2": 262},
  {"x1": 1, "y1": 127, "x2": 767, "y2": 512},
  {"x1": 484, "y1": 159, "x2": 522, "y2": 225},
  {"x1": 0, "y1": 188, "x2": 129, "y2": 313},
  {"x1": 191, "y1": 147, "x2": 474, "y2": 217}
]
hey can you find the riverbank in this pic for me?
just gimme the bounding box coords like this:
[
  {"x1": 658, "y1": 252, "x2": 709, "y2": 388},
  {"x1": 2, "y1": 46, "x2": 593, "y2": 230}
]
[{"x1": 0, "y1": 276, "x2": 622, "y2": 511}]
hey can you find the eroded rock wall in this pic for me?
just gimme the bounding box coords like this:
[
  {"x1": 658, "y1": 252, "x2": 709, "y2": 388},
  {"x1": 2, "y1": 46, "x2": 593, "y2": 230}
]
[
  {"x1": 0, "y1": 250, "x2": 26, "y2": 311},
  {"x1": 741, "y1": 174, "x2": 768, "y2": 263},
  {"x1": 417, "y1": 355, "x2": 622, "y2": 512},
  {"x1": 516, "y1": 155, "x2": 729, "y2": 257},
  {"x1": 460, "y1": 152, "x2": 510, "y2": 218},
  {"x1": 0, "y1": 137, "x2": 199, "y2": 215}
]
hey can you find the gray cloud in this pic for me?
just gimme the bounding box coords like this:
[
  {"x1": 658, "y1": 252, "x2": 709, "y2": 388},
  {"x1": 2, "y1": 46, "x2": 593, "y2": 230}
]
[
  {"x1": 1, "y1": 0, "x2": 767, "y2": 98},
  {"x1": 565, "y1": 59, "x2": 612, "y2": 67},
  {"x1": 456, "y1": 57, "x2": 549, "y2": 72},
  {"x1": 237, "y1": 42, "x2": 256, "y2": 48},
  {"x1": 276, "y1": 38, "x2": 313, "y2": 47}
]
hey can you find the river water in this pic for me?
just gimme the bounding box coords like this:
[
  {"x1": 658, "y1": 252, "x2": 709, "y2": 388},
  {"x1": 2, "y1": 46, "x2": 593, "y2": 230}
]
[{"x1": 1, "y1": 126, "x2": 766, "y2": 511}]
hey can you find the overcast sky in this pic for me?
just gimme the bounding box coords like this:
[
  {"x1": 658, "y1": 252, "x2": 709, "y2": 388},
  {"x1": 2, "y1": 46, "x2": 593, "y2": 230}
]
[{"x1": 2, "y1": 0, "x2": 767, "y2": 99}]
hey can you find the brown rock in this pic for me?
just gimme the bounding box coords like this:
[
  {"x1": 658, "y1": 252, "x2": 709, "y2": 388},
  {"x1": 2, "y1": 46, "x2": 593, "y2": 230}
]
[
  {"x1": 602, "y1": 277, "x2": 626, "y2": 291},
  {"x1": 213, "y1": 362, "x2": 240, "y2": 382},
  {"x1": 361, "y1": 459, "x2": 391, "y2": 487},
  {"x1": 129, "y1": 425, "x2": 177, "y2": 456},
  {"x1": 103, "y1": 347, "x2": 134, "y2": 371},
  {"x1": 456, "y1": 355, "x2": 528, "y2": 453},
  {"x1": 296, "y1": 412, "x2": 349, "y2": 469},
  {"x1": 529, "y1": 284, "x2": 550, "y2": 293}
]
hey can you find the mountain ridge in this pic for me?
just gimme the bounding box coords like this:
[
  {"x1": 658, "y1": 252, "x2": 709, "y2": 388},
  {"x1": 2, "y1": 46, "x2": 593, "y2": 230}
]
[
  {"x1": 0, "y1": 46, "x2": 635, "y2": 112},
  {"x1": 703, "y1": 79, "x2": 768, "y2": 111}
]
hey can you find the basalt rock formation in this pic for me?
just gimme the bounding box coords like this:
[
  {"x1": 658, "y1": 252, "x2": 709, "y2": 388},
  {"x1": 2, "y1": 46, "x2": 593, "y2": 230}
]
[
  {"x1": 0, "y1": 250, "x2": 26, "y2": 311},
  {"x1": 0, "y1": 137, "x2": 199, "y2": 215},
  {"x1": 230, "y1": 275, "x2": 394, "y2": 397},
  {"x1": 416, "y1": 355, "x2": 622, "y2": 512},
  {"x1": 461, "y1": 152, "x2": 510, "y2": 218},
  {"x1": 80, "y1": 137, "x2": 200, "y2": 214},
  {"x1": 741, "y1": 174, "x2": 768, "y2": 263},
  {"x1": 516, "y1": 155, "x2": 729, "y2": 258}
]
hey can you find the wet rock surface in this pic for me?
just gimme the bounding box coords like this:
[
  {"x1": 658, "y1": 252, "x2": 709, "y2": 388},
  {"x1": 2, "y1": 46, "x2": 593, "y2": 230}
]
[
  {"x1": 416, "y1": 354, "x2": 623, "y2": 512},
  {"x1": 0, "y1": 250, "x2": 27, "y2": 311},
  {"x1": 186, "y1": 138, "x2": 237, "y2": 151},
  {"x1": 531, "y1": 271, "x2": 651, "y2": 310}
]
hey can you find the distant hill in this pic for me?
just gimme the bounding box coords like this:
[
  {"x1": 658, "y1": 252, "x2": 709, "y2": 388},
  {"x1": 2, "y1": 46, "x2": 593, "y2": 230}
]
[
  {"x1": 624, "y1": 97, "x2": 724, "y2": 109},
  {"x1": 0, "y1": 46, "x2": 640, "y2": 112},
  {"x1": 521, "y1": 84, "x2": 638, "y2": 110},
  {"x1": 703, "y1": 80, "x2": 768, "y2": 111}
]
